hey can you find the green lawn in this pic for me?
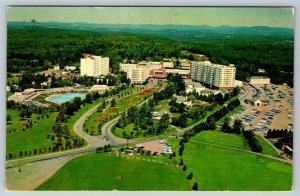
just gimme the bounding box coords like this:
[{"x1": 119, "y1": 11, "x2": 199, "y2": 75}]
[
  {"x1": 37, "y1": 153, "x2": 191, "y2": 190},
  {"x1": 183, "y1": 141, "x2": 292, "y2": 191},
  {"x1": 192, "y1": 130, "x2": 250, "y2": 150},
  {"x1": 6, "y1": 112, "x2": 57, "y2": 156},
  {"x1": 6, "y1": 109, "x2": 33, "y2": 133},
  {"x1": 154, "y1": 99, "x2": 170, "y2": 111},
  {"x1": 255, "y1": 135, "x2": 278, "y2": 156}
]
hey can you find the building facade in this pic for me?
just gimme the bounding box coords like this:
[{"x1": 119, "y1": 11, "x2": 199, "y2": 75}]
[
  {"x1": 80, "y1": 55, "x2": 109, "y2": 77},
  {"x1": 120, "y1": 63, "x2": 150, "y2": 83},
  {"x1": 191, "y1": 61, "x2": 236, "y2": 88}
]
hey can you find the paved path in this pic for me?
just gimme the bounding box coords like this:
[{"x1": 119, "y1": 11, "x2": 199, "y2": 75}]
[{"x1": 189, "y1": 140, "x2": 292, "y2": 164}]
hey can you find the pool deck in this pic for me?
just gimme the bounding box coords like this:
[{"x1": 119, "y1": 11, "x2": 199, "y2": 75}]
[{"x1": 44, "y1": 92, "x2": 86, "y2": 105}]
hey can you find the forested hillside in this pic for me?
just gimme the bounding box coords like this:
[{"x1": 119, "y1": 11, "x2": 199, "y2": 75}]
[{"x1": 7, "y1": 22, "x2": 294, "y2": 86}]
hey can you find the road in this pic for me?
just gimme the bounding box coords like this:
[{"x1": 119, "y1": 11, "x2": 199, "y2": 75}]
[
  {"x1": 6, "y1": 83, "x2": 291, "y2": 190},
  {"x1": 6, "y1": 86, "x2": 161, "y2": 168}
]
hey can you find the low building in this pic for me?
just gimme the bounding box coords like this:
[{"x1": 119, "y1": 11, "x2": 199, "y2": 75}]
[
  {"x1": 90, "y1": 85, "x2": 109, "y2": 92},
  {"x1": 253, "y1": 99, "x2": 262, "y2": 106},
  {"x1": 163, "y1": 61, "x2": 174, "y2": 68},
  {"x1": 173, "y1": 95, "x2": 193, "y2": 108},
  {"x1": 249, "y1": 76, "x2": 270, "y2": 85},
  {"x1": 234, "y1": 80, "x2": 243, "y2": 87},
  {"x1": 152, "y1": 109, "x2": 169, "y2": 120},
  {"x1": 150, "y1": 68, "x2": 190, "y2": 79},
  {"x1": 65, "y1": 66, "x2": 77, "y2": 71},
  {"x1": 185, "y1": 79, "x2": 206, "y2": 94},
  {"x1": 181, "y1": 63, "x2": 191, "y2": 70},
  {"x1": 258, "y1": 68, "x2": 266, "y2": 73},
  {"x1": 53, "y1": 65, "x2": 60, "y2": 70}
]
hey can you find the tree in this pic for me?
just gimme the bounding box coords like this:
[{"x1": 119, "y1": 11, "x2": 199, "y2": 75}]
[
  {"x1": 222, "y1": 120, "x2": 231, "y2": 132},
  {"x1": 73, "y1": 97, "x2": 82, "y2": 111},
  {"x1": 111, "y1": 98, "x2": 116, "y2": 107},
  {"x1": 6, "y1": 114, "x2": 12, "y2": 123},
  {"x1": 187, "y1": 172, "x2": 193, "y2": 180},
  {"x1": 157, "y1": 113, "x2": 170, "y2": 133},
  {"x1": 192, "y1": 182, "x2": 198, "y2": 190},
  {"x1": 179, "y1": 159, "x2": 184, "y2": 165},
  {"x1": 85, "y1": 93, "x2": 93, "y2": 104},
  {"x1": 232, "y1": 119, "x2": 243, "y2": 134},
  {"x1": 102, "y1": 100, "x2": 107, "y2": 108},
  {"x1": 179, "y1": 113, "x2": 188, "y2": 128}
]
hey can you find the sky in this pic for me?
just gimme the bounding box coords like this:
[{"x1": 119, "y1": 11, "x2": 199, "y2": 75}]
[{"x1": 7, "y1": 7, "x2": 295, "y2": 28}]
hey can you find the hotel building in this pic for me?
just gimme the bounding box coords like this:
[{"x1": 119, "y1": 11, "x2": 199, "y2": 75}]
[
  {"x1": 80, "y1": 55, "x2": 109, "y2": 77},
  {"x1": 191, "y1": 61, "x2": 236, "y2": 88}
]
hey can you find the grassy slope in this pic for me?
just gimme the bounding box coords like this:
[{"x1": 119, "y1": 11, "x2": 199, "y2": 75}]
[
  {"x1": 183, "y1": 142, "x2": 292, "y2": 191},
  {"x1": 192, "y1": 130, "x2": 250, "y2": 150},
  {"x1": 6, "y1": 112, "x2": 56, "y2": 155},
  {"x1": 37, "y1": 153, "x2": 191, "y2": 190},
  {"x1": 255, "y1": 136, "x2": 278, "y2": 156}
]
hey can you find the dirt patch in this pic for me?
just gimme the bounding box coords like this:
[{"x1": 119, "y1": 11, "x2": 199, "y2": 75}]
[{"x1": 141, "y1": 141, "x2": 164, "y2": 154}]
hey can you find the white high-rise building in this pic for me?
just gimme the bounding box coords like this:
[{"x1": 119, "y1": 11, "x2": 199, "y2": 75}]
[
  {"x1": 120, "y1": 63, "x2": 150, "y2": 83},
  {"x1": 191, "y1": 61, "x2": 236, "y2": 88},
  {"x1": 80, "y1": 55, "x2": 109, "y2": 77}
]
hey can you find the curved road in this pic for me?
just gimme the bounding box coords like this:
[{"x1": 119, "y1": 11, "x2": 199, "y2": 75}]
[
  {"x1": 6, "y1": 84, "x2": 290, "y2": 168},
  {"x1": 6, "y1": 87, "x2": 156, "y2": 168}
]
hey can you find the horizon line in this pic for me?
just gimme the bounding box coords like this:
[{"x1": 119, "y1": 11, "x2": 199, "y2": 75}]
[{"x1": 7, "y1": 20, "x2": 295, "y2": 30}]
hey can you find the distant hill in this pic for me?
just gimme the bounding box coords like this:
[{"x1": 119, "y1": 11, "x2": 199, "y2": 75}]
[{"x1": 8, "y1": 21, "x2": 294, "y2": 38}]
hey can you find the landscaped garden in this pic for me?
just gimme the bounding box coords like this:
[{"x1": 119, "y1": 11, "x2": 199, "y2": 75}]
[{"x1": 83, "y1": 87, "x2": 156, "y2": 135}]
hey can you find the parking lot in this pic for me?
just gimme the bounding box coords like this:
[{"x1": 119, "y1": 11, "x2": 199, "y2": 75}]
[{"x1": 235, "y1": 84, "x2": 293, "y2": 135}]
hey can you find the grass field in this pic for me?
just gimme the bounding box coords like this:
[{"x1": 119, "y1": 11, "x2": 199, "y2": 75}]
[
  {"x1": 6, "y1": 109, "x2": 36, "y2": 133},
  {"x1": 6, "y1": 112, "x2": 57, "y2": 156},
  {"x1": 154, "y1": 99, "x2": 170, "y2": 111},
  {"x1": 255, "y1": 135, "x2": 278, "y2": 156},
  {"x1": 183, "y1": 139, "x2": 292, "y2": 191},
  {"x1": 37, "y1": 153, "x2": 191, "y2": 190},
  {"x1": 192, "y1": 130, "x2": 250, "y2": 150}
]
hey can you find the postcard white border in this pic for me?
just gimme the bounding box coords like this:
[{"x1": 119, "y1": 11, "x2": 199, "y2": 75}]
[{"x1": 0, "y1": 1, "x2": 299, "y2": 196}]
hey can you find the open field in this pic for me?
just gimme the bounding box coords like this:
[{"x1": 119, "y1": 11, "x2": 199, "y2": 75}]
[
  {"x1": 183, "y1": 140, "x2": 292, "y2": 191},
  {"x1": 37, "y1": 153, "x2": 191, "y2": 190},
  {"x1": 6, "y1": 112, "x2": 57, "y2": 157},
  {"x1": 192, "y1": 130, "x2": 250, "y2": 150}
]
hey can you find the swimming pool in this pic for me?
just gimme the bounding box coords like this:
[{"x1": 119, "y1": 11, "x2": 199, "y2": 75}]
[{"x1": 49, "y1": 92, "x2": 86, "y2": 103}]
